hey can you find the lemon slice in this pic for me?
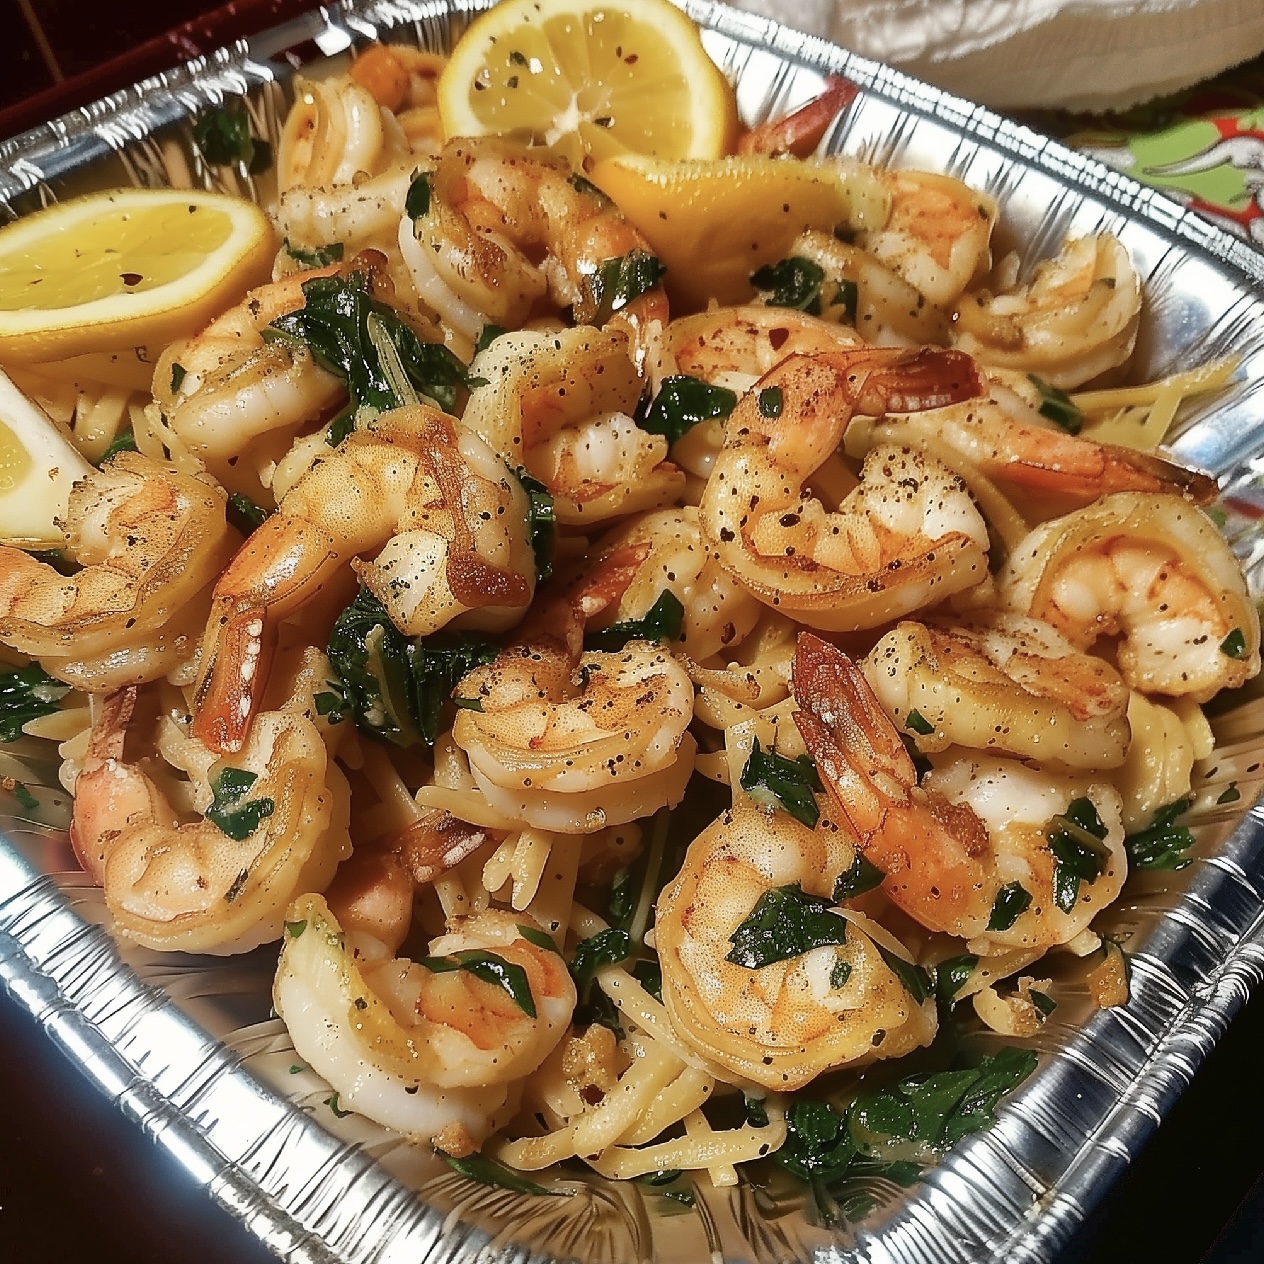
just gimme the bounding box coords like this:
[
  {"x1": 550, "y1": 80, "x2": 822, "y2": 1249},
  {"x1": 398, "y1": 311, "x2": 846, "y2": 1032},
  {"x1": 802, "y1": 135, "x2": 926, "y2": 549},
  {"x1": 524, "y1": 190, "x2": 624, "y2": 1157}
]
[
  {"x1": 0, "y1": 189, "x2": 275, "y2": 364},
  {"x1": 437, "y1": 0, "x2": 737, "y2": 165},
  {"x1": 0, "y1": 369, "x2": 93, "y2": 547},
  {"x1": 591, "y1": 153, "x2": 891, "y2": 310}
]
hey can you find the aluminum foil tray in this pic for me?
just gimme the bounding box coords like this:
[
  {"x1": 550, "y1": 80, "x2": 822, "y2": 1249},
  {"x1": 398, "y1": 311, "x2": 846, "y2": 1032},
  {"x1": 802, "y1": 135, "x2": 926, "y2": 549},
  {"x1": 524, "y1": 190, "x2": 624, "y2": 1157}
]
[{"x1": 4, "y1": 3, "x2": 1264, "y2": 1261}]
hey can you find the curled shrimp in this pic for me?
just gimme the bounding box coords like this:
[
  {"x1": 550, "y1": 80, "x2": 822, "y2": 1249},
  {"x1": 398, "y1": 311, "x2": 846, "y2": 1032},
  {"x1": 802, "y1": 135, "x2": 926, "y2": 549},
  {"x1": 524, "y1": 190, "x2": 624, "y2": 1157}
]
[
  {"x1": 275, "y1": 893, "x2": 574, "y2": 1153},
  {"x1": 953, "y1": 235, "x2": 1141, "y2": 389},
  {"x1": 862, "y1": 614, "x2": 1132, "y2": 770},
  {"x1": 465, "y1": 326, "x2": 684, "y2": 526},
  {"x1": 698, "y1": 348, "x2": 991, "y2": 630},
  {"x1": 738, "y1": 75, "x2": 858, "y2": 158},
  {"x1": 0, "y1": 452, "x2": 239, "y2": 688},
  {"x1": 403, "y1": 137, "x2": 668, "y2": 349},
  {"x1": 794, "y1": 633, "x2": 1127, "y2": 953},
  {"x1": 451, "y1": 552, "x2": 697, "y2": 834},
  {"x1": 863, "y1": 366, "x2": 1218, "y2": 507},
  {"x1": 655, "y1": 802, "x2": 936, "y2": 1089},
  {"x1": 70, "y1": 660, "x2": 351, "y2": 954},
  {"x1": 1000, "y1": 491, "x2": 1261, "y2": 703},
  {"x1": 192, "y1": 405, "x2": 535, "y2": 753},
  {"x1": 152, "y1": 266, "x2": 345, "y2": 465},
  {"x1": 655, "y1": 305, "x2": 865, "y2": 396},
  {"x1": 856, "y1": 170, "x2": 996, "y2": 307},
  {"x1": 586, "y1": 507, "x2": 763, "y2": 661}
]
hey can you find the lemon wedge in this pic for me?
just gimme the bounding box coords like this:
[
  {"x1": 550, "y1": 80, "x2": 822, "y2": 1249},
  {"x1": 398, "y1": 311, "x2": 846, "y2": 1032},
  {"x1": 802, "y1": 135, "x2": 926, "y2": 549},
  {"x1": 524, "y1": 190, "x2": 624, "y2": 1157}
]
[
  {"x1": 0, "y1": 188, "x2": 275, "y2": 364},
  {"x1": 0, "y1": 370, "x2": 93, "y2": 548},
  {"x1": 590, "y1": 153, "x2": 891, "y2": 310},
  {"x1": 437, "y1": 0, "x2": 737, "y2": 165}
]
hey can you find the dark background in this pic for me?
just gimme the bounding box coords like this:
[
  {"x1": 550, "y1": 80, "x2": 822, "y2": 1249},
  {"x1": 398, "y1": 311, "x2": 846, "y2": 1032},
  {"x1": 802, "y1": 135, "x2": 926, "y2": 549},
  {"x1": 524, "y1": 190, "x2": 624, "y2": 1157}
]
[{"x1": 0, "y1": 1, "x2": 1262, "y2": 1260}]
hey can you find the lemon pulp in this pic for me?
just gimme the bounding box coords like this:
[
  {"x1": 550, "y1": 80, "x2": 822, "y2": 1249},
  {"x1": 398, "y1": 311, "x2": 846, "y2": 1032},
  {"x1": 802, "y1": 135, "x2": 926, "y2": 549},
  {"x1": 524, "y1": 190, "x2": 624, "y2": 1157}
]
[
  {"x1": 0, "y1": 421, "x2": 32, "y2": 494},
  {"x1": 0, "y1": 202, "x2": 234, "y2": 312}
]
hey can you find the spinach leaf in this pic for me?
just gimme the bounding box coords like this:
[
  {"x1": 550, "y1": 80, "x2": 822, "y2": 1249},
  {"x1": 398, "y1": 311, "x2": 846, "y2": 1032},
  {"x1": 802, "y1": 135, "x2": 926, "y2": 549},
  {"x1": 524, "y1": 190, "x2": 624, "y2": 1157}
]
[
  {"x1": 570, "y1": 927, "x2": 632, "y2": 985},
  {"x1": 226, "y1": 492, "x2": 270, "y2": 535},
  {"x1": 585, "y1": 591, "x2": 684, "y2": 652},
  {"x1": 267, "y1": 271, "x2": 469, "y2": 416},
  {"x1": 207, "y1": 766, "x2": 275, "y2": 842},
  {"x1": 1027, "y1": 374, "x2": 1082, "y2": 434},
  {"x1": 751, "y1": 256, "x2": 827, "y2": 314},
  {"x1": 513, "y1": 470, "x2": 556, "y2": 583},
  {"x1": 326, "y1": 586, "x2": 498, "y2": 746},
  {"x1": 283, "y1": 239, "x2": 344, "y2": 268},
  {"x1": 1124, "y1": 796, "x2": 1196, "y2": 869},
  {"x1": 833, "y1": 852, "x2": 885, "y2": 901},
  {"x1": 405, "y1": 170, "x2": 431, "y2": 220},
  {"x1": 608, "y1": 868, "x2": 634, "y2": 928},
  {"x1": 1046, "y1": 796, "x2": 1109, "y2": 913},
  {"x1": 581, "y1": 251, "x2": 666, "y2": 325},
  {"x1": 777, "y1": 1099, "x2": 857, "y2": 1181},
  {"x1": 420, "y1": 949, "x2": 536, "y2": 1017},
  {"x1": 740, "y1": 739, "x2": 823, "y2": 828},
  {"x1": 98, "y1": 428, "x2": 138, "y2": 463},
  {"x1": 193, "y1": 100, "x2": 272, "y2": 173},
  {"x1": 0, "y1": 665, "x2": 69, "y2": 742},
  {"x1": 631, "y1": 957, "x2": 663, "y2": 1002},
  {"x1": 636, "y1": 375, "x2": 737, "y2": 445},
  {"x1": 439, "y1": 1149, "x2": 560, "y2": 1196},
  {"x1": 1221, "y1": 627, "x2": 1248, "y2": 659},
  {"x1": 875, "y1": 943, "x2": 932, "y2": 1005},
  {"x1": 935, "y1": 954, "x2": 978, "y2": 1002},
  {"x1": 474, "y1": 323, "x2": 507, "y2": 355},
  {"x1": 725, "y1": 882, "x2": 847, "y2": 969},
  {"x1": 987, "y1": 881, "x2": 1032, "y2": 932}
]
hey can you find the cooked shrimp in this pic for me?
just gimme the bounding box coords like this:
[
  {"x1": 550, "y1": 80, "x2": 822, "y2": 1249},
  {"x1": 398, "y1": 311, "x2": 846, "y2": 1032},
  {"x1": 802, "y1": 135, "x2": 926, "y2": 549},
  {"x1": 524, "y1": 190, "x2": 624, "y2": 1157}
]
[
  {"x1": 866, "y1": 366, "x2": 1218, "y2": 507},
  {"x1": 70, "y1": 673, "x2": 351, "y2": 955},
  {"x1": 953, "y1": 235, "x2": 1142, "y2": 389},
  {"x1": 0, "y1": 452, "x2": 239, "y2": 687},
  {"x1": 863, "y1": 613, "x2": 1131, "y2": 769},
  {"x1": 655, "y1": 305, "x2": 865, "y2": 396},
  {"x1": 451, "y1": 555, "x2": 697, "y2": 834},
  {"x1": 857, "y1": 170, "x2": 996, "y2": 307},
  {"x1": 1000, "y1": 492, "x2": 1261, "y2": 702},
  {"x1": 192, "y1": 405, "x2": 535, "y2": 753},
  {"x1": 276, "y1": 76, "x2": 409, "y2": 195},
  {"x1": 274, "y1": 893, "x2": 574, "y2": 1151},
  {"x1": 586, "y1": 507, "x2": 762, "y2": 661},
  {"x1": 655, "y1": 802, "x2": 936, "y2": 1089},
  {"x1": 794, "y1": 633, "x2": 1127, "y2": 953},
  {"x1": 403, "y1": 136, "x2": 669, "y2": 349},
  {"x1": 698, "y1": 349, "x2": 991, "y2": 630},
  {"x1": 766, "y1": 230, "x2": 951, "y2": 347},
  {"x1": 152, "y1": 266, "x2": 345, "y2": 464},
  {"x1": 738, "y1": 75, "x2": 858, "y2": 158},
  {"x1": 464, "y1": 326, "x2": 683, "y2": 525}
]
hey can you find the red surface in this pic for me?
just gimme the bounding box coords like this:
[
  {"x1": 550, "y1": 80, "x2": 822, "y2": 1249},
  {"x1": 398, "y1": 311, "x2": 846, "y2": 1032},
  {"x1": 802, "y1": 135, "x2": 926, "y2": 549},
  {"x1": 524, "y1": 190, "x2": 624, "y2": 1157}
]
[{"x1": 0, "y1": 0, "x2": 316, "y2": 142}]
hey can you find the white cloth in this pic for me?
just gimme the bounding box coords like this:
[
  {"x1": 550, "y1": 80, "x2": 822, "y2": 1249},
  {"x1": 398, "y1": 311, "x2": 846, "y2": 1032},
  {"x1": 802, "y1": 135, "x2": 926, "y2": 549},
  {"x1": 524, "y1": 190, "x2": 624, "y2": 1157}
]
[{"x1": 733, "y1": 0, "x2": 1264, "y2": 110}]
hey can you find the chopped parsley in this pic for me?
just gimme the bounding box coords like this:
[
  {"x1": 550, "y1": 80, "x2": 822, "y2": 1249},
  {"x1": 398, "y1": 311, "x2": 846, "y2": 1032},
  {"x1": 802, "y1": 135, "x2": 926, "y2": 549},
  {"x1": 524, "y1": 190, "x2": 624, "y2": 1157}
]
[
  {"x1": 1124, "y1": 797, "x2": 1196, "y2": 869},
  {"x1": 636, "y1": 375, "x2": 737, "y2": 445},
  {"x1": 514, "y1": 469, "x2": 555, "y2": 583},
  {"x1": 758, "y1": 386, "x2": 784, "y2": 418},
  {"x1": 580, "y1": 250, "x2": 666, "y2": 325},
  {"x1": 832, "y1": 852, "x2": 885, "y2": 901},
  {"x1": 987, "y1": 881, "x2": 1032, "y2": 932},
  {"x1": 0, "y1": 665, "x2": 70, "y2": 742},
  {"x1": 1027, "y1": 374, "x2": 1083, "y2": 433},
  {"x1": 405, "y1": 170, "x2": 431, "y2": 219},
  {"x1": 206, "y1": 767, "x2": 275, "y2": 841},
  {"x1": 905, "y1": 708, "x2": 934, "y2": 736},
  {"x1": 740, "y1": 739, "x2": 823, "y2": 828},
  {"x1": 226, "y1": 492, "x2": 270, "y2": 535},
  {"x1": 474, "y1": 323, "x2": 507, "y2": 355},
  {"x1": 419, "y1": 950, "x2": 536, "y2": 1017},
  {"x1": 283, "y1": 239, "x2": 344, "y2": 268},
  {"x1": 875, "y1": 943, "x2": 932, "y2": 1005},
  {"x1": 725, "y1": 882, "x2": 847, "y2": 970},
  {"x1": 585, "y1": 591, "x2": 684, "y2": 652},
  {"x1": 1221, "y1": 627, "x2": 1248, "y2": 659},
  {"x1": 98, "y1": 428, "x2": 139, "y2": 463},
  {"x1": 570, "y1": 927, "x2": 633, "y2": 986},
  {"x1": 935, "y1": 954, "x2": 978, "y2": 1002},
  {"x1": 750, "y1": 255, "x2": 826, "y2": 313},
  {"x1": 192, "y1": 100, "x2": 272, "y2": 173},
  {"x1": 1046, "y1": 796, "x2": 1109, "y2": 913}
]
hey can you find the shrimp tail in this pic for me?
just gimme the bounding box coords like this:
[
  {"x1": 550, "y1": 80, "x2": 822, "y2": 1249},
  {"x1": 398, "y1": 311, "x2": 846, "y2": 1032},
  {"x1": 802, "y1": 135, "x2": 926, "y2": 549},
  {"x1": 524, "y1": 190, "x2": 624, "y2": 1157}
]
[
  {"x1": 819, "y1": 347, "x2": 983, "y2": 415},
  {"x1": 191, "y1": 601, "x2": 274, "y2": 754},
  {"x1": 791, "y1": 632, "x2": 916, "y2": 836},
  {"x1": 738, "y1": 75, "x2": 859, "y2": 158}
]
